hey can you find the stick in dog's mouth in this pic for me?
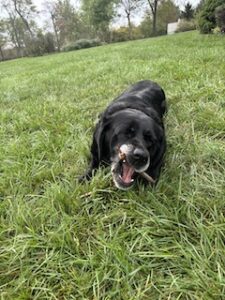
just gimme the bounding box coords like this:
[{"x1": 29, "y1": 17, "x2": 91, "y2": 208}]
[
  {"x1": 139, "y1": 171, "x2": 155, "y2": 184},
  {"x1": 118, "y1": 148, "x2": 155, "y2": 184}
]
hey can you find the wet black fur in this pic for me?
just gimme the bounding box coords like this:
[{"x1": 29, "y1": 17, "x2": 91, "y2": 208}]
[{"x1": 80, "y1": 80, "x2": 167, "y2": 186}]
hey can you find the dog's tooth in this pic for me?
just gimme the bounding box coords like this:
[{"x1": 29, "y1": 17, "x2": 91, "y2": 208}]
[
  {"x1": 131, "y1": 179, "x2": 134, "y2": 182},
  {"x1": 123, "y1": 160, "x2": 126, "y2": 163}
]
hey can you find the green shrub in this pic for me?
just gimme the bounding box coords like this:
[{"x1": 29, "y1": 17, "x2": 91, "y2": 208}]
[
  {"x1": 213, "y1": 26, "x2": 221, "y2": 34},
  {"x1": 111, "y1": 27, "x2": 143, "y2": 42},
  {"x1": 62, "y1": 39, "x2": 102, "y2": 52},
  {"x1": 215, "y1": 4, "x2": 225, "y2": 31},
  {"x1": 197, "y1": 0, "x2": 224, "y2": 34},
  {"x1": 111, "y1": 27, "x2": 129, "y2": 42},
  {"x1": 176, "y1": 19, "x2": 196, "y2": 33},
  {"x1": 25, "y1": 32, "x2": 56, "y2": 57}
]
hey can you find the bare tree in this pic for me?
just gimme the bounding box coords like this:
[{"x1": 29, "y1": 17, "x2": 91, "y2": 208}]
[
  {"x1": 0, "y1": 20, "x2": 7, "y2": 60},
  {"x1": 146, "y1": 0, "x2": 159, "y2": 35},
  {"x1": 1, "y1": 0, "x2": 23, "y2": 56},
  {"x1": 119, "y1": 0, "x2": 142, "y2": 39},
  {"x1": 11, "y1": 0, "x2": 36, "y2": 38},
  {"x1": 43, "y1": 1, "x2": 61, "y2": 51},
  {"x1": 1, "y1": 0, "x2": 37, "y2": 51}
]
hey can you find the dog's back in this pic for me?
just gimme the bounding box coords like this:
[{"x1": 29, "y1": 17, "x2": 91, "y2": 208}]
[{"x1": 111, "y1": 80, "x2": 166, "y2": 118}]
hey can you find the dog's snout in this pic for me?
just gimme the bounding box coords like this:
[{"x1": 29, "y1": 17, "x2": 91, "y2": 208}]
[{"x1": 133, "y1": 148, "x2": 148, "y2": 163}]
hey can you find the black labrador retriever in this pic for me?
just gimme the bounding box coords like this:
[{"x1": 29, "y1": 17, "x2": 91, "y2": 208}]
[{"x1": 80, "y1": 80, "x2": 167, "y2": 190}]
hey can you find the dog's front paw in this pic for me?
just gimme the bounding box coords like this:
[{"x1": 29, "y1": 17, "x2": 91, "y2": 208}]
[{"x1": 78, "y1": 170, "x2": 94, "y2": 183}]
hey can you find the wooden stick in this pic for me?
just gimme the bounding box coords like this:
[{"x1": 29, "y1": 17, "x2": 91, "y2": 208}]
[
  {"x1": 139, "y1": 171, "x2": 156, "y2": 184},
  {"x1": 118, "y1": 147, "x2": 155, "y2": 184}
]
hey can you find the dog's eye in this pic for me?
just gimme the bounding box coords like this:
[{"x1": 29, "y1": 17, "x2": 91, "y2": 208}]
[
  {"x1": 144, "y1": 132, "x2": 153, "y2": 145},
  {"x1": 144, "y1": 131, "x2": 151, "y2": 139},
  {"x1": 125, "y1": 127, "x2": 135, "y2": 137}
]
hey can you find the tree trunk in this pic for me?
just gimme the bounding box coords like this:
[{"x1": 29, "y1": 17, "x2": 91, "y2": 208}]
[
  {"x1": 127, "y1": 13, "x2": 132, "y2": 40},
  {"x1": 9, "y1": 15, "x2": 23, "y2": 57},
  {"x1": 3, "y1": 6, "x2": 23, "y2": 58},
  {"x1": 152, "y1": 12, "x2": 156, "y2": 35},
  {"x1": 13, "y1": 0, "x2": 33, "y2": 38},
  {"x1": 51, "y1": 14, "x2": 60, "y2": 52},
  {"x1": 153, "y1": 0, "x2": 157, "y2": 35},
  {"x1": 147, "y1": 0, "x2": 158, "y2": 36},
  {"x1": 0, "y1": 46, "x2": 4, "y2": 61}
]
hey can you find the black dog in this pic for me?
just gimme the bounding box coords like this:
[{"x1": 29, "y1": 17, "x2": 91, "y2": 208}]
[{"x1": 80, "y1": 80, "x2": 167, "y2": 190}]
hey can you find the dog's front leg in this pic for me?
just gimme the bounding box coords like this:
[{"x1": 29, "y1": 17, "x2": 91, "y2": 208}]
[
  {"x1": 78, "y1": 151, "x2": 100, "y2": 182},
  {"x1": 79, "y1": 129, "x2": 102, "y2": 182}
]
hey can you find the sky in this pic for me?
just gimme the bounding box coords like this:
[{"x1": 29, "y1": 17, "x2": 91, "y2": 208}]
[
  {"x1": 32, "y1": 0, "x2": 201, "y2": 11},
  {"x1": 174, "y1": 0, "x2": 201, "y2": 8},
  {"x1": 1, "y1": 0, "x2": 201, "y2": 29},
  {"x1": 32, "y1": 0, "x2": 201, "y2": 27}
]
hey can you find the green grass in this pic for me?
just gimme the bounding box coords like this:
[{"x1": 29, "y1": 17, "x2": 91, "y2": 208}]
[{"x1": 0, "y1": 31, "x2": 225, "y2": 299}]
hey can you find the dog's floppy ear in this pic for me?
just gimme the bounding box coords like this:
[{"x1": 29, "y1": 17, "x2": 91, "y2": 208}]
[
  {"x1": 148, "y1": 132, "x2": 166, "y2": 181},
  {"x1": 91, "y1": 117, "x2": 111, "y2": 163},
  {"x1": 79, "y1": 118, "x2": 110, "y2": 182}
]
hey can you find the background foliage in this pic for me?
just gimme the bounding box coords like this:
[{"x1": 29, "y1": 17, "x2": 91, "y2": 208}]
[
  {"x1": 197, "y1": 0, "x2": 225, "y2": 33},
  {"x1": 1, "y1": 0, "x2": 224, "y2": 60}
]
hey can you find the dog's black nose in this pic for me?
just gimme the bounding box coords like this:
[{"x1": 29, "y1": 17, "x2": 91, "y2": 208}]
[{"x1": 133, "y1": 148, "x2": 148, "y2": 163}]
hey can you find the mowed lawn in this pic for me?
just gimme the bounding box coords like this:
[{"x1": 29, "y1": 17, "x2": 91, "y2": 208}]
[{"x1": 0, "y1": 31, "x2": 225, "y2": 299}]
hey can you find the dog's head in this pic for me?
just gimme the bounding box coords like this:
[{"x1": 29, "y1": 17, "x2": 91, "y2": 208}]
[{"x1": 95, "y1": 108, "x2": 164, "y2": 190}]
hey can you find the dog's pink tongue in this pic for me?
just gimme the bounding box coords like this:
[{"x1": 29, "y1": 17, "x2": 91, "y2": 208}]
[{"x1": 122, "y1": 163, "x2": 134, "y2": 184}]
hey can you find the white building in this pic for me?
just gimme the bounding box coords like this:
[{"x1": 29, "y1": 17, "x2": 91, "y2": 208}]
[{"x1": 167, "y1": 19, "x2": 181, "y2": 35}]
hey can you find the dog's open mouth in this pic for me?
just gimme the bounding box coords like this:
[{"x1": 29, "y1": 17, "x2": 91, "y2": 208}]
[
  {"x1": 119, "y1": 159, "x2": 135, "y2": 186},
  {"x1": 111, "y1": 144, "x2": 155, "y2": 190},
  {"x1": 111, "y1": 156, "x2": 136, "y2": 189},
  {"x1": 111, "y1": 159, "x2": 136, "y2": 190}
]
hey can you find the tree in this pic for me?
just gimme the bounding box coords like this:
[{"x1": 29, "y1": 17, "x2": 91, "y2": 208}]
[
  {"x1": 44, "y1": 32, "x2": 56, "y2": 53},
  {"x1": 0, "y1": 20, "x2": 7, "y2": 60},
  {"x1": 53, "y1": 0, "x2": 84, "y2": 46},
  {"x1": 11, "y1": 0, "x2": 36, "y2": 38},
  {"x1": 1, "y1": 0, "x2": 38, "y2": 56},
  {"x1": 139, "y1": 10, "x2": 153, "y2": 37},
  {"x1": 43, "y1": 1, "x2": 61, "y2": 51},
  {"x1": 146, "y1": 0, "x2": 160, "y2": 36},
  {"x1": 29, "y1": 30, "x2": 55, "y2": 56},
  {"x1": 197, "y1": 0, "x2": 224, "y2": 33},
  {"x1": 140, "y1": 0, "x2": 179, "y2": 36},
  {"x1": 1, "y1": 1, "x2": 23, "y2": 56},
  {"x1": 215, "y1": 4, "x2": 225, "y2": 32},
  {"x1": 118, "y1": 0, "x2": 143, "y2": 39},
  {"x1": 82, "y1": 0, "x2": 117, "y2": 41},
  {"x1": 195, "y1": 0, "x2": 205, "y2": 13},
  {"x1": 180, "y1": 2, "x2": 194, "y2": 20},
  {"x1": 157, "y1": 0, "x2": 179, "y2": 34}
]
